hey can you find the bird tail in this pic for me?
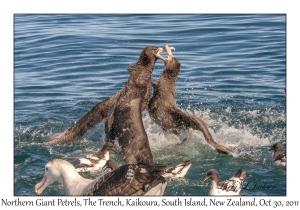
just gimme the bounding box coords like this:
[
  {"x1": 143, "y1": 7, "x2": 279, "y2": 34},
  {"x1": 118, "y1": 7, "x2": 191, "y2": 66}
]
[
  {"x1": 233, "y1": 169, "x2": 246, "y2": 179},
  {"x1": 135, "y1": 164, "x2": 168, "y2": 183}
]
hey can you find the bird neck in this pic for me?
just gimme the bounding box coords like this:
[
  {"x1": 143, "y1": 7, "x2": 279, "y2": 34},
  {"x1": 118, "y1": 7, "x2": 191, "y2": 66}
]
[
  {"x1": 210, "y1": 180, "x2": 220, "y2": 190},
  {"x1": 60, "y1": 169, "x2": 93, "y2": 195},
  {"x1": 157, "y1": 75, "x2": 176, "y2": 99},
  {"x1": 212, "y1": 173, "x2": 222, "y2": 184},
  {"x1": 94, "y1": 150, "x2": 105, "y2": 158},
  {"x1": 160, "y1": 71, "x2": 177, "y2": 86}
]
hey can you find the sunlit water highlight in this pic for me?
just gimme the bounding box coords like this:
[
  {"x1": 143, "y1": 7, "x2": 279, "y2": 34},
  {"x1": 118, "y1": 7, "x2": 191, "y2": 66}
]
[{"x1": 14, "y1": 14, "x2": 286, "y2": 196}]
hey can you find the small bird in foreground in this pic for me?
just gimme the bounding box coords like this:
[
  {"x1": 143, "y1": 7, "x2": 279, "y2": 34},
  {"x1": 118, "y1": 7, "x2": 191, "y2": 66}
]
[{"x1": 204, "y1": 169, "x2": 246, "y2": 196}]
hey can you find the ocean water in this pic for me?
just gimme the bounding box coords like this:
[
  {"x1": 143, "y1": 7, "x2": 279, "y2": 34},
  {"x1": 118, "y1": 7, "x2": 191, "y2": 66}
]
[{"x1": 14, "y1": 14, "x2": 286, "y2": 196}]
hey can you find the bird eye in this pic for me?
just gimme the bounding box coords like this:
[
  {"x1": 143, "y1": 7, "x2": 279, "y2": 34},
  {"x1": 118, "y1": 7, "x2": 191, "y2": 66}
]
[{"x1": 46, "y1": 167, "x2": 48, "y2": 171}]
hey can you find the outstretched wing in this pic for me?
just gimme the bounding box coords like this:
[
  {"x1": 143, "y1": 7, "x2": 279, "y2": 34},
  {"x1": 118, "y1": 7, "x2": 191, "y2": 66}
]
[
  {"x1": 46, "y1": 89, "x2": 123, "y2": 145},
  {"x1": 169, "y1": 107, "x2": 233, "y2": 154}
]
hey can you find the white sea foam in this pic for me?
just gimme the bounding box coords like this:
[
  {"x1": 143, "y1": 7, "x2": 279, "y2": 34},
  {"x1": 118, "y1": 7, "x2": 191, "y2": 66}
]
[
  {"x1": 142, "y1": 107, "x2": 286, "y2": 157},
  {"x1": 14, "y1": 106, "x2": 285, "y2": 165}
]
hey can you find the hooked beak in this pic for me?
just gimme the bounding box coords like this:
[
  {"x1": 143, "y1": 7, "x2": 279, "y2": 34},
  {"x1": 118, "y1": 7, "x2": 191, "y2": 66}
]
[
  {"x1": 34, "y1": 174, "x2": 50, "y2": 195},
  {"x1": 203, "y1": 175, "x2": 210, "y2": 181},
  {"x1": 164, "y1": 43, "x2": 175, "y2": 52},
  {"x1": 155, "y1": 47, "x2": 168, "y2": 62},
  {"x1": 164, "y1": 43, "x2": 175, "y2": 59},
  {"x1": 157, "y1": 47, "x2": 164, "y2": 54}
]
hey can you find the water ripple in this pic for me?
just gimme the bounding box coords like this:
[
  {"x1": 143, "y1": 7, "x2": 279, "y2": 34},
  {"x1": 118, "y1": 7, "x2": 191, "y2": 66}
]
[{"x1": 14, "y1": 14, "x2": 286, "y2": 196}]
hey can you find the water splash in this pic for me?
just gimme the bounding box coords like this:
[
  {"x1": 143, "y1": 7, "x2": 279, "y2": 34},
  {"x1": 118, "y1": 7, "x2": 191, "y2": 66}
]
[{"x1": 143, "y1": 107, "x2": 285, "y2": 157}]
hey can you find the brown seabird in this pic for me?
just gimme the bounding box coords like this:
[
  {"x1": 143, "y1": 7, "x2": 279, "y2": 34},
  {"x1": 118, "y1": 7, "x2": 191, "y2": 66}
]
[
  {"x1": 148, "y1": 43, "x2": 233, "y2": 154},
  {"x1": 269, "y1": 142, "x2": 286, "y2": 166},
  {"x1": 46, "y1": 46, "x2": 165, "y2": 166},
  {"x1": 46, "y1": 90, "x2": 123, "y2": 145},
  {"x1": 103, "y1": 46, "x2": 165, "y2": 165},
  {"x1": 203, "y1": 169, "x2": 246, "y2": 196}
]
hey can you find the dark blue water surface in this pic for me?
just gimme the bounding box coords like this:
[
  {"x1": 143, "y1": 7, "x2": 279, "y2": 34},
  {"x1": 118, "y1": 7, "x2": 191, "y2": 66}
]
[{"x1": 14, "y1": 14, "x2": 286, "y2": 196}]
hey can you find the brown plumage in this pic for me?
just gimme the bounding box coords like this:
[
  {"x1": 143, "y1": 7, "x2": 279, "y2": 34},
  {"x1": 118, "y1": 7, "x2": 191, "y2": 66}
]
[
  {"x1": 269, "y1": 143, "x2": 286, "y2": 166},
  {"x1": 148, "y1": 43, "x2": 233, "y2": 154},
  {"x1": 46, "y1": 91, "x2": 122, "y2": 145},
  {"x1": 163, "y1": 160, "x2": 192, "y2": 178},
  {"x1": 46, "y1": 46, "x2": 164, "y2": 165},
  {"x1": 68, "y1": 142, "x2": 116, "y2": 172},
  {"x1": 203, "y1": 169, "x2": 246, "y2": 195},
  {"x1": 84, "y1": 163, "x2": 168, "y2": 196},
  {"x1": 104, "y1": 46, "x2": 164, "y2": 165},
  {"x1": 103, "y1": 159, "x2": 119, "y2": 171}
]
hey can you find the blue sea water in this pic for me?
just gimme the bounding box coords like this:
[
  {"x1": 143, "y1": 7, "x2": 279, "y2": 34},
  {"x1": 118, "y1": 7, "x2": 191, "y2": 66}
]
[{"x1": 14, "y1": 14, "x2": 286, "y2": 196}]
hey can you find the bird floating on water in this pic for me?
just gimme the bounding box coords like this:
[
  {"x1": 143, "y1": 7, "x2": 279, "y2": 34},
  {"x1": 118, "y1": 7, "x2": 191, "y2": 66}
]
[
  {"x1": 35, "y1": 159, "x2": 168, "y2": 196},
  {"x1": 204, "y1": 169, "x2": 246, "y2": 196},
  {"x1": 269, "y1": 143, "x2": 286, "y2": 166},
  {"x1": 68, "y1": 142, "x2": 116, "y2": 173},
  {"x1": 163, "y1": 160, "x2": 193, "y2": 179}
]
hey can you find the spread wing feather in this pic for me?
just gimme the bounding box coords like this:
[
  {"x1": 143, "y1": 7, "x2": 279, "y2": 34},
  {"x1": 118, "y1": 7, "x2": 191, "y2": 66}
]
[
  {"x1": 169, "y1": 107, "x2": 233, "y2": 154},
  {"x1": 46, "y1": 90, "x2": 123, "y2": 145}
]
